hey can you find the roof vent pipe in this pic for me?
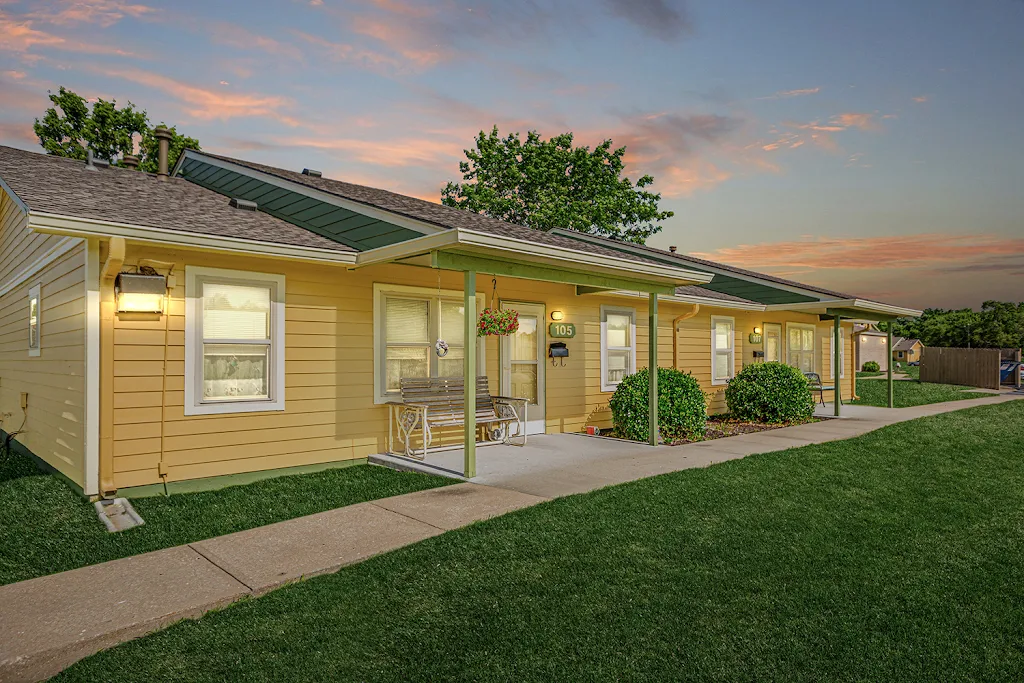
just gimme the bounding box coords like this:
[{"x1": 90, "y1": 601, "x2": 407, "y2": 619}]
[
  {"x1": 121, "y1": 154, "x2": 139, "y2": 171},
  {"x1": 669, "y1": 245, "x2": 677, "y2": 253},
  {"x1": 153, "y1": 126, "x2": 173, "y2": 181},
  {"x1": 85, "y1": 149, "x2": 98, "y2": 171},
  {"x1": 302, "y1": 168, "x2": 322, "y2": 177}
]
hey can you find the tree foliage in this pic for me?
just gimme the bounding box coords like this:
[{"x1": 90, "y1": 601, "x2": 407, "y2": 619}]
[
  {"x1": 885, "y1": 301, "x2": 1024, "y2": 349},
  {"x1": 33, "y1": 86, "x2": 199, "y2": 171},
  {"x1": 442, "y1": 126, "x2": 673, "y2": 243}
]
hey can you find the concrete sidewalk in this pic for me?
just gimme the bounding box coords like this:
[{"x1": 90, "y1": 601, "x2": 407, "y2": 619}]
[{"x1": 1, "y1": 392, "x2": 1020, "y2": 682}]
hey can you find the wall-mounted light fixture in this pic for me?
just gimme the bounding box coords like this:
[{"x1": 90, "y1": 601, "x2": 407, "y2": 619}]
[
  {"x1": 753, "y1": 326, "x2": 761, "y2": 334},
  {"x1": 115, "y1": 273, "x2": 167, "y2": 314},
  {"x1": 550, "y1": 310, "x2": 564, "y2": 321}
]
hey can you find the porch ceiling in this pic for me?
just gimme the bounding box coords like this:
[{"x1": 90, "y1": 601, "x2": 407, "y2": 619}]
[{"x1": 764, "y1": 299, "x2": 922, "y2": 321}]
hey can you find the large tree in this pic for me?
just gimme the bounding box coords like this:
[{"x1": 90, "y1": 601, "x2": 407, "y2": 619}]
[
  {"x1": 442, "y1": 126, "x2": 672, "y2": 243},
  {"x1": 33, "y1": 86, "x2": 199, "y2": 171},
  {"x1": 886, "y1": 301, "x2": 1023, "y2": 349}
]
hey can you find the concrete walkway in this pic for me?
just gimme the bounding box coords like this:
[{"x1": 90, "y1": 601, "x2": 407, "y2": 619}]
[{"x1": 2, "y1": 393, "x2": 1021, "y2": 682}]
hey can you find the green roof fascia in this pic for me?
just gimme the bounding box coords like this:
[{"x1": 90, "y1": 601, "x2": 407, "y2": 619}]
[{"x1": 178, "y1": 158, "x2": 422, "y2": 252}]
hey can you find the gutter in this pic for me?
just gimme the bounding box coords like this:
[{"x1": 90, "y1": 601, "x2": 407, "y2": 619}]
[{"x1": 763, "y1": 299, "x2": 922, "y2": 319}]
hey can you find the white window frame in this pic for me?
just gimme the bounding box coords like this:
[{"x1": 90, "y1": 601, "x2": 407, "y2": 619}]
[
  {"x1": 28, "y1": 283, "x2": 41, "y2": 357},
  {"x1": 600, "y1": 305, "x2": 637, "y2": 393},
  {"x1": 763, "y1": 322, "x2": 782, "y2": 363},
  {"x1": 786, "y1": 322, "x2": 816, "y2": 374},
  {"x1": 711, "y1": 315, "x2": 735, "y2": 385},
  {"x1": 184, "y1": 266, "x2": 286, "y2": 416},
  {"x1": 373, "y1": 283, "x2": 486, "y2": 405},
  {"x1": 829, "y1": 327, "x2": 846, "y2": 379}
]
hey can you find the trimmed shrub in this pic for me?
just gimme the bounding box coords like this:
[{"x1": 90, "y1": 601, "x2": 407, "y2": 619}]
[
  {"x1": 725, "y1": 361, "x2": 815, "y2": 423},
  {"x1": 862, "y1": 360, "x2": 880, "y2": 372},
  {"x1": 609, "y1": 367, "x2": 707, "y2": 442}
]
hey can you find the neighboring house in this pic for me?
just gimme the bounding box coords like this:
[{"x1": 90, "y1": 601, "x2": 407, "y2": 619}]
[
  {"x1": 0, "y1": 144, "x2": 920, "y2": 498},
  {"x1": 854, "y1": 324, "x2": 890, "y2": 371},
  {"x1": 892, "y1": 338, "x2": 923, "y2": 364}
]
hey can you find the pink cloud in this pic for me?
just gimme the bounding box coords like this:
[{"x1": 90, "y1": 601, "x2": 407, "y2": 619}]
[
  {"x1": 273, "y1": 135, "x2": 462, "y2": 168},
  {"x1": 912, "y1": 95, "x2": 929, "y2": 103},
  {"x1": 26, "y1": 0, "x2": 156, "y2": 28},
  {"x1": 210, "y1": 22, "x2": 303, "y2": 61},
  {"x1": 758, "y1": 86, "x2": 821, "y2": 100},
  {"x1": 291, "y1": 30, "x2": 404, "y2": 72},
  {"x1": 98, "y1": 67, "x2": 298, "y2": 123},
  {"x1": 0, "y1": 10, "x2": 134, "y2": 55}
]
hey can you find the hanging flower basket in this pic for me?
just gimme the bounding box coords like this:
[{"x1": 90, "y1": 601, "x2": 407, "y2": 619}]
[{"x1": 477, "y1": 308, "x2": 519, "y2": 336}]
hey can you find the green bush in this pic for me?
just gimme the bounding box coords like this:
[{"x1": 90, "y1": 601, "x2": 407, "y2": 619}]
[
  {"x1": 609, "y1": 367, "x2": 707, "y2": 442},
  {"x1": 725, "y1": 362, "x2": 815, "y2": 423},
  {"x1": 862, "y1": 360, "x2": 880, "y2": 372}
]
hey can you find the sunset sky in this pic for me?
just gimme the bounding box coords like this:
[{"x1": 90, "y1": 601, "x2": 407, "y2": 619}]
[{"x1": 1, "y1": 0, "x2": 1021, "y2": 309}]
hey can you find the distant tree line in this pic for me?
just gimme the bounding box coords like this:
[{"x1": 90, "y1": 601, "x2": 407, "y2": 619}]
[{"x1": 882, "y1": 301, "x2": 1024, "y2": 350}]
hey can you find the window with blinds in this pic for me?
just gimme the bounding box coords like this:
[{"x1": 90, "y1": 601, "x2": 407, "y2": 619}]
[
  {"x1": 383, "y1": 295, "x2": 466, "y2": 393},
  {"x1": 787, "y1": 324, "x2": 816, "y2": 373},
  {"x1": 185, "y1": 266, "x2": 285, "y2": 416},
  {"x1": 711, "y1": 316, "x2": 735, "y2": 384},
  {"x1": 28, "y1": 283, "x2": 40, "y2": 357},
  {"x1": 601, "y1": 306, "x2": 635, "y2": 392}
]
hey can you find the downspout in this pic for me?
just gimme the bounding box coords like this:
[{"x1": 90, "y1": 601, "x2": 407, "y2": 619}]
[
  {"x1": 671, "y1": 304, "x2": 700, "y2": 369},
  {"x1": 99, "y1": 237, "x2": 125, "y2": 496}
]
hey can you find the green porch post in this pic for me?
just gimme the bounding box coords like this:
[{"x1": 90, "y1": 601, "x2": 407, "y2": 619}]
[
  {"x1": 464, "y1": 270, "x2": 477, "y2": 478},
  {"x1": 833, "y1": 315, "x2": 842, "y2": 416},
  {"x1": 887, "y1": 325, "x2": 894, "y2": 408},
  {"x1": 649, "y1": 292, "x2": 659, "y2": 446}
]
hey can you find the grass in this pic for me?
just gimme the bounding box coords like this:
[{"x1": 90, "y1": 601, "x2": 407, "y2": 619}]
[
  {"x1": 0, "y1": 455, "x2": 450, "y2": 586},
  {"x1": 56, "y1": 400, "x2": 1024, "y2": 682},
  {"x1": 856, "y1": 370, "x2": 883, "y2": 378},
  {"x1": 852, "y1": 378, "x2": 978, "y2": 407}
]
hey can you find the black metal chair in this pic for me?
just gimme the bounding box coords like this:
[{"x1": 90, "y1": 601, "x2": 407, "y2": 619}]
[{"x1": 804, "y1": 372, "x2": 841, "y2": 406}]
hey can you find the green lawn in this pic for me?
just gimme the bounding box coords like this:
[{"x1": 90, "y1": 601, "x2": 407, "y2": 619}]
[
  {"x1": 852, "y1": 378, "x2": 978, "y2": 407},
  {"x1": 856, "y1": 370, "x2": 883, "y2": 378},
  {"x1": 57, "y1": 401, "x2": 1024, "y2": 682},
  {"x1": 0, "y1": 455, "x2": 450, "y2": 586}
]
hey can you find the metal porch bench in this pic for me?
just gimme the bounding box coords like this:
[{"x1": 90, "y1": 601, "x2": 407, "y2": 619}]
[
  {"x1": 387, "y1": 376, "x2": 528, "y2": 459},
  {"x1": 804, "y1": 371, "x2": 842, "y2": 406}
]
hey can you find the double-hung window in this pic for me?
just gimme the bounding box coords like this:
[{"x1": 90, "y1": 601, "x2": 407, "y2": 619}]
[
  {"x1": 374, "y1": 284, "x2": 485, "y2": 403},
  {"x1": 28, "y1": 283, "x2": 41, "y2": 357},
  {"x1": 787, "y1": 323, "x2": 816, "y2": 373},
  {"x1": 601, "y1": 306, "x2": 636, "y2": 392},
  {"x1": 185, "y1": 266, "x2": 285, "y2": 416},
  {"x1": 711, "y1": 316, "x2": 735, "y2": 384}
]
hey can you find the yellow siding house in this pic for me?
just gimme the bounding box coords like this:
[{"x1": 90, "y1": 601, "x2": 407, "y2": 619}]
[{"x1": 0, "y1": 144, "x2": 919, "y2": 498}]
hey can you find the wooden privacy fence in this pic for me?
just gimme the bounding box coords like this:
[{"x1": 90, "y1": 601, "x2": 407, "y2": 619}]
[{"x1": 920, "y1": 347, "x2": 1001, "y2": 390}]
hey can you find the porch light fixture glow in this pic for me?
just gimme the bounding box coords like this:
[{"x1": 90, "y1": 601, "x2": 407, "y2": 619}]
[
  {"x1": 115, "y1": 272, "x2": 167, "y2": 314},
  {"x1": 550, "y1": 310, "x2": 564, "y2": 321},
  {"x1": 753, "y1": 326, "x2": 761, "y2": 334}
]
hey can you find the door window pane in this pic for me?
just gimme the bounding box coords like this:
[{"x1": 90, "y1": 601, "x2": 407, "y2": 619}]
[
  {"x1": 386, "y1": 346, "x2": 429, "y2": 390},
  {"x1": 511, "y1": 363, "x2": 538, "y2": 404},
  {"x1": 203, "y1": 344, "x2": 269, "y2": 400},
  {"x1": 511, "y1": 316, "x2": 538, "y2": 361},
  {"x1": 765, "y1": 332, "x2": 779, "y2": 362},
  {"x1": 203, "y1": 282, "x2": 270, "y2": 340}
]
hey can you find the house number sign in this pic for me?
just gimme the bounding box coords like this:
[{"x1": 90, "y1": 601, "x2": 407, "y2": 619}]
[{"x1": 549, "y1": 322, "x2": 576, "y2": 338}]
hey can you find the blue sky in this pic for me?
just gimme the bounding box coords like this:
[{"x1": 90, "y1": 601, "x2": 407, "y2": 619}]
[{"x1": 1, "y1": 0, "x2": 1021, "y2": 308}]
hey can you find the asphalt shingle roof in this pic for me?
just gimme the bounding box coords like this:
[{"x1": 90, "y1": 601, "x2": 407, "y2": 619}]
[
  {"x1": 0, "y1": 146, "x2": 353, "y2": 253},
  {"x1": 192, "y1": 152, "x2": 671, "y2": 266},
  {"x1": 893, "y1": 338, "x2": 921, "y2": 352}
]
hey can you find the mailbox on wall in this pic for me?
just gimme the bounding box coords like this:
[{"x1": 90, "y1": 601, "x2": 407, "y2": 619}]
[{"x1": 549, "y1": 341, "x2": 568, "y2": 366}]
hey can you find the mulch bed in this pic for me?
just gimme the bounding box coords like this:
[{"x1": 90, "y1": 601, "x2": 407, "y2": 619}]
[{"x1": 592, "y1": 415, "x2": 824, "y2": 446}]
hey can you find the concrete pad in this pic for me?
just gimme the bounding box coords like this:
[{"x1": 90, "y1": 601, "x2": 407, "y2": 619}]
[
  {"x1": 372, "y1": 482, "x2": 549, "y2": 530},
  {"x1": 0, "y1": 545, "x2": 248, "y2": 683},
  {"x1": 191, "y1": 502, "x2": 442, "y2": 594}
]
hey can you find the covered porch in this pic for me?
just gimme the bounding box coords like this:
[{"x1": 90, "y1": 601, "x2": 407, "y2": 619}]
[{"x1": 355, "y1": 229, "x2": 714, "y2": 478}]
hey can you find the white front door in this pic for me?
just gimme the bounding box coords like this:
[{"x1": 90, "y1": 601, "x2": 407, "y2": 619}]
[{"x1": 501, "y1": 302, "x2": 546, "y2": 434}]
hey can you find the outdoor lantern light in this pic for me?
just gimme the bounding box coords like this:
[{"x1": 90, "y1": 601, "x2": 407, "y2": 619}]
[
  {"x1": 753, "y1": 326, "x2": 761, "y2": 334},
  {"x1": 550, "y1": 310, "x2": 564, "y2": 321},
  {"x1": 115, "y1": 272, "x2": 167, "y2": 313}
]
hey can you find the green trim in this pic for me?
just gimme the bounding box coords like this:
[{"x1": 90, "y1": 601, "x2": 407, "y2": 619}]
[
  {"x1": 833, "y1": 315, "x2": 842, "y2": 417},
  {"x1": 433, "y1": 251, "x2": 677, "y2": 295},
  {"x1": 648, "y1": 292, "x2": 659, "y2": 446},
  {"x1": 116, "y1": 457, "x2": 369, "y2": 499},
  {"x1": 887, "y1": 327, "x2": 894, "y2": 408},
  {"x1": 824, "y1": 308, "x2": 899, "y2": 322},
  {"x1": 575, "y1": 286, "x2": 617, "y2": 295},
  {"x1": 0, "y1": 429, "x2": 88, "y2": 500},
  {"x1": 463, "y1": 270, "x2": 477, "y2": 478}
]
